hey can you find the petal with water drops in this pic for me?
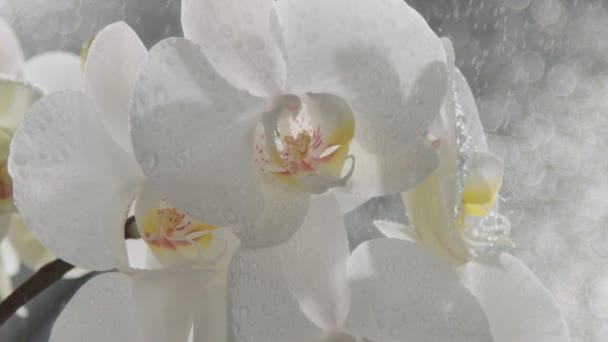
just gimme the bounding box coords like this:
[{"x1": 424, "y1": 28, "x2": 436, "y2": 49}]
[
  {"x1": 228, "y1": 247, "x2": 322, "y2": 341},
  {"x1": 344, "y1": 239, "x2": 493, "y2": 341},
  {"x1": 459, "y1": 253, "x2": 570, "y2": 342},
  {"x1": 50, "y1": 273, "x2": 137, "y2": 342},
  {"x1": 277, "y1": 194, "x2": 351, "y2": 330},
  {"x1": 9, "y1": 91, "x2": 144, "y2": 271},
  {"x1": 181, "y1": 0, "x2": 285, "y2": 97},
  {"x1": 130, "y1": 37, "x2": 267, "y2": 229},
  {"x1": 276, "y1": 0, "x2": 447, "y2": 155}
]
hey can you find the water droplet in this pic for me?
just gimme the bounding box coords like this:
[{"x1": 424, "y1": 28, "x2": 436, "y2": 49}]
[
  {"x1": 141, "y1": 151, "x2": 159, "y2": 170},
  {"x1": 239, "y1": 306, "x2": 249, "y2": 318}
]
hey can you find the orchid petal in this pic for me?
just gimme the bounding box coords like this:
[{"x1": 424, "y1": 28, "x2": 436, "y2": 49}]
[
  {"x1": 50, "y1": 273, "x2": 137, "y2": 342},
  {"x1": 402, "y1": 170, "x2": 471, "y2": 265},
  {"x1": 0, "y1": 18, "x2": 23, "y2": 77},
  {"x1": 345, "y1": 138, "x2": 439, "y2": 197},
  {"x1": 83, "y1": 21, "x2": 147, "y2": 153},
  {"x1": 401, "y1": 42, "x2": 471, "y2": 265},
  {"x1": 277, "y1": 194, "x2": 350, "y2": 330},
  {"x1": 344, "y1": 239, "x2": 492, "y2": 341},
  {"x1": 131, "y1": 267, "x2": 220, "y2": 342},
  {"x1": 24, "y1": 51, "x2": 81, "y2": 93},
  {"x1": 236, "y1": 179, "x2": 309, "y2": 249},
  {"x1": 9, "y1": 91, "x2": 144, "y2": 271},
  {"x1": 460, "y1": 253, "x2": 571, "y2": 342},
  {"x1": 0, "y1": 77, "x2": 43, "y2": 131},
  {"x1": 131, "y1": 37, "x2": 267, "y2": 228},
  {"x1": 276, "y1": 0, "x2": 447, "y2": 155},
  {"x1": 181, "y1": 0, "x2": 285, "y2": 97},
  {"x1": 305, "y1": 92, "x2": 355, "y2": 151},
  {"x1": 6, "y1": 214, "x2": 55, "y2": 270},
  {"x1": 228, "y1": 247, "x2": 322, "y2": 341},
  {"x1": 192, "y1": 272, "x2": 230, "y2": 342}
]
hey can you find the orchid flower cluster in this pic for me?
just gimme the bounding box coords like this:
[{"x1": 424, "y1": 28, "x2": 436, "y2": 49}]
[{"x1": 0, "y1": 0, "x2": 572, "y2": 341}]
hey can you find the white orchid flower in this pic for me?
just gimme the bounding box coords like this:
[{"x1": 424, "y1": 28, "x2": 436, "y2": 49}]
[
  {"x1": 227, "y1": 194, "x2": 494, "y2": 341},
  {"x1": 375, "y1": 39, "x2": 571, "y2": 342},
  {"x1": 8, "y1": 20, "x2": 245, "y2": 341},
  {"x1": 0, "y1": 17, "x2": 84, "y2": 308},
  {"x1": 129, "y1": 0, "x2": 447, "y2": 248}
]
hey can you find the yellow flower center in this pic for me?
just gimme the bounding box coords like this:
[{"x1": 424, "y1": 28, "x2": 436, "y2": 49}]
[
  {"x1": 256, "y1": 93, "x2": 356, "y2": 194},
  {"x1": 140, "y1": 198, "x2": 222, "y2": 266}
]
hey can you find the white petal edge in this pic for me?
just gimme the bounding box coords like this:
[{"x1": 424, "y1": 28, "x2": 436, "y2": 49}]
[
  {"x1": 9, "y1": 91, "x2": 144, "y2": 271},
  {"x1": 345, "y1": 238, "x2": 493, "y2": 341},
  {"x1": 130, "y1": 37, "x2": 267, "y2": 228},
  {"x1": 0, "y1": 18, "x2": 24, "y2": 77},
  {"x1": 50, "y1": 272, "x2": 137, "y2": 342},
  {"x1": 181, "y1": 0, "x2": 286, "y2": 97},
  {"x1": 277, "y1": 194, "x2": 350, "y2": 330},
  {"x1": 228, "y1": 247, "x2": 322, "y2": 341},
  {"x1": 24, "y1": 51, "x2": 81, "y2": 93},
  {"x1": 459, "y1": 253, "x2": 571, "y2": 342},
  {"x1": 83, "y1": 21, "x2": 147, "y2": 153}
]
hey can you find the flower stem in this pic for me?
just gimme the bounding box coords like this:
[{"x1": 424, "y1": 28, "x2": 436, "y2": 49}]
[{"x1": 0, "y1": 258, "x2": 74, "y2": 325}]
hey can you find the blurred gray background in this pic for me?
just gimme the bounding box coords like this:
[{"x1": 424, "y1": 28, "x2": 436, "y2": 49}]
[{"x1": 1, "y1": 0, "x2": 608, "y2": 340}]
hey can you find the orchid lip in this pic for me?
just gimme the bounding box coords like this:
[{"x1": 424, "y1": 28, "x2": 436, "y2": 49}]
[
  {"x1": 139, "y1": 198, "x2": 228, "y2": 266},
  {"x1": 256, "y1": 93, "x2": 356, "y2": 194}
]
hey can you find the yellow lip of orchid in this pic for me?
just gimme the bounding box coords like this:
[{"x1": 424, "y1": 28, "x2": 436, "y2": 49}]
[
  {"x1": 139, "y1": 197, "x2": 227, "y2": 267},
  {"x1": 256, "y1": 93, "x2": 356, "y2": 194},
  {"x1": 460, "y1": 152, "x2": 504, "y2": 220}
]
